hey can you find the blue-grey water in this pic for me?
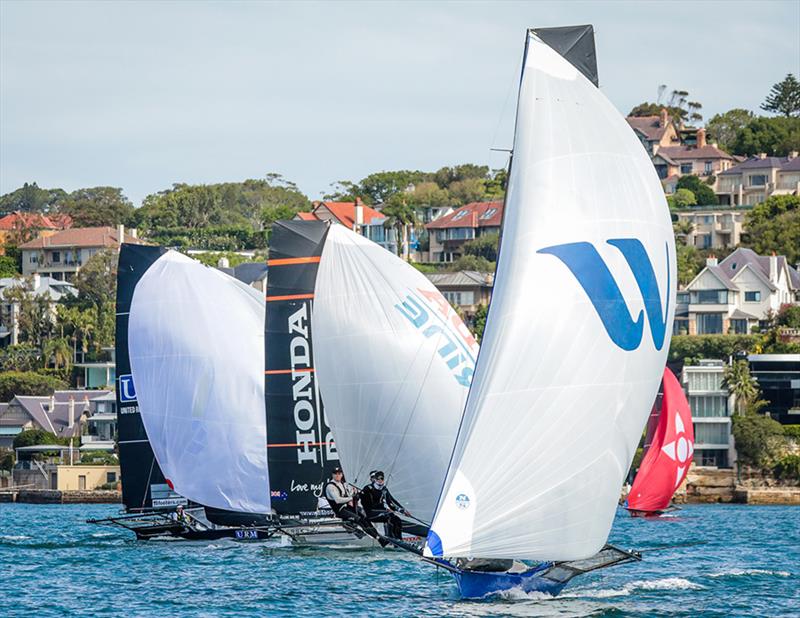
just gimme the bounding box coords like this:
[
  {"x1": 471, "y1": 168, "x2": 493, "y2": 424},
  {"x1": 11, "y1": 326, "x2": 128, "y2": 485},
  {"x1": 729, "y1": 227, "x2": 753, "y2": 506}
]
[{"x1": 0, "y1": 503, "x2": 798, "y2": 617}]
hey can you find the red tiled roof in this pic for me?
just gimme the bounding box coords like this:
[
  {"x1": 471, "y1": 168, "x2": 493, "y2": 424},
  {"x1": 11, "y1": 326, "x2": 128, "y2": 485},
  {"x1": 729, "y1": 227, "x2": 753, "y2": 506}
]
[
  {"x1": 626, "y1": 115, "x2": 670, "y2": 141},
  {"x1": 426, "y1": 201, "x2": 503, "y2": 230},
  {"x1": 19, "y1": 226, "x2": 143, "y2": 249},
  {"x1": 295, "y1": 212, "x2": 318, "y2": 221},
  {"x1": 313, "y1": 200, "x2": 383, "y2": 228},
  {"x1": 656, "y1": 145, "x2": 735, "y2": 161},
  {"x1": 0, "y1": 211, "x2": 72, "y2": 231}
]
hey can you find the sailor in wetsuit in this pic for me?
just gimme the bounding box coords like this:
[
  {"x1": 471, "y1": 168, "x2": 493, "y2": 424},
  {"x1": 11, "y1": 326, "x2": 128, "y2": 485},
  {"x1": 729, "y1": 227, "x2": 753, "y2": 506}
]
[
  {"x1": 324, "y1": 466, "x2": 387, "y2": 546},
  {"x1": 360, "y1": 470, "x2": 408, "y2": 540}
]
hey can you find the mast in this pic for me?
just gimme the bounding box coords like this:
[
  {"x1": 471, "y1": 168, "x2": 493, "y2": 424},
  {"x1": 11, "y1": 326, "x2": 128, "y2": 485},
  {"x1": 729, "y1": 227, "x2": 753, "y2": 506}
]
[{"x1": 265, "y1": 220, "x2": 336, "y2": 515}]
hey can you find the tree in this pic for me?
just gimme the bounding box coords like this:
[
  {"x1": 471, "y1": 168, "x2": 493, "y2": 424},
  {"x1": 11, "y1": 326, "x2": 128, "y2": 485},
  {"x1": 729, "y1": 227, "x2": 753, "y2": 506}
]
[
  {"x1": 744, "y1": 195, "x2": 800, "y2": 264},
  {"x1": 42, "y1": 336, "x2": 72, "y2": 371},
  {"x1": 358, "y1": 170, "x2": 429, "y2": 204},
  {"x1": 57, "y1": 187, "x2": 134, "y2": 227},
  {"x1": 448, "y1": 178, "x2": 486, "y2": 205},
  {"x1": 448, "y1": 254, "x2": 495, "y2": 272},
  {"x1": 0, "y1": 345, "x2": 40, "y2": 372},
  {"x1": 0, "y1": 371, "x2": 68, "y2": 401},
  {"x1": 705, "y1": 109, "x2": 755, "y2": 151},
  {"x1": 0, "y1": 183, "x2": 66, "y2": 212},
  {"x1": 730, "y1": 116, "x2": 800, "y2": 157},
  {"x1": 723, "y1": 360, "x2": 759, "y2": 415},
  {"x1": 629, "y1": 86, "x2": 703, "y2": 124},
  {"x1": 433, "y1": 164, "x2": 489, "y2": 189},
  {"x1": 472, "y1": 304, "x2": 488, "y2": 342},
  {"x1": 410, "y1": 182, "x2": 450, "y2": 208},
  {"x1": 463, "y1": 233, "x2": 499, "y2": 261},
  {"x1": 0, "y1": 255, "x2": 18, "y2": 277},
  {"x1": 2, "y1": 282, "x2": 56, "y2": 346},
  {"x1": 671, "y1": 188, "x2": 697, "y2": 209},
  {"x1": 12, "y1": 428, "x2": 66, "y2": 449},
  {"x1": 381, "y1": 193, "x2": 419, "y2": 259},
  {"x1": 676, "y1": 243, "x2": 703, "y2": 286},
  {"x1": 676, "y1": 175, "x2": 717, "y2": 205},
  {"x1": 73, "y1": 249, "x2": 117, "y2": 308},
  {"x1": 761, "y1": 73, "x2": 800, "y2": 117},
  {"x1": 732, "y1": 408, "x2": 786, "y2": 469}
]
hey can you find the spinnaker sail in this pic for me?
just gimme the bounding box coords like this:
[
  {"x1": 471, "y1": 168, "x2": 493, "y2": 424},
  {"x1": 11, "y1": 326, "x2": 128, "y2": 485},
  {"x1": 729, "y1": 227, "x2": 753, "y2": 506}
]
[
  {"x1": 627, "y1": 368, "x2": 694, "y2": 513},
  {"x1": 128, "y1": 250, "x2": 269, "y2": 514},
  {"x1": 425, "y1": 27, "x2": 676, "y2": 561},
  {"x1": 312, "y1": 224, "x2": 478, "y2": 521}
]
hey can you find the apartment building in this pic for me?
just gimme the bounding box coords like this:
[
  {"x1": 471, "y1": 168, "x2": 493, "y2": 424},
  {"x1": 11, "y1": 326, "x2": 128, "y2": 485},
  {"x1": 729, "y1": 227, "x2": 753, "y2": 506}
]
[
  {"x1": 716, "y1": 152, "x2": 800, "y2": 206},
  {"x1": 683, "y1": 360, "x2": 736, "y2": 468}
]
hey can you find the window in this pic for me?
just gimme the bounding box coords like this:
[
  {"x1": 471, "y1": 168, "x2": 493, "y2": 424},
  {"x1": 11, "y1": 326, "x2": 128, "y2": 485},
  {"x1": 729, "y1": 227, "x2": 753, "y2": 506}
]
[
  {"x1": 451, "y1": 210, "x2": 469, "y2": 221},
  {"x1": 697, "y1": 313, "x2": 723, "y2": 334},
  {"x1": 51, "y1": 251, "x2": 60, "y2": 263},
  {"x1": 704, "y1": 215, "x2": 714, "y2": 224},
  {"x1": 680, "y1": 163, "x2": 693, "y2": 174},
  {"x1": 655, "y1": 165, "x2": 668, "y2": 179},
  {"x1": 689, "y1": 395, "x2": 728, "y2": 417},
  {"x1": 479, "y1": 208, "x2": 497, "y2": 220},
  {"x1": 673, "y1": 318, "x2": 689, "y2": 335},
  {"x1": 687, "y1": 371, "x2": 724, "y2": 392},
  {"x1": 704, "y1": 161, "x2": 713, "y2": 174},
  {"x1": 749, "y1": 174, "x2": 767, "y2": 186},
  {"x1": 106, "y1": 472, "x2": 117, "y2": 483},
  {"x1": 694, "y1": 449, "x2": 728, "y2": 468},
  {"x1": 744, "y1": 291, "x2": 761, "y2": 302},
  {"x1": 694, "y1": 423, "x2": 729, "y2": 446},
  {"x1": 677, "y1": 291, "x2": 690, "y2": 304},
  {"x1": 443, "y1": 292, "x2": 462, "y2": 306},
  {"x1": 691, "y1": 290, "x2": 728, "y2": 304},
  {"x1": 730, "y1": 319, "x2": 748, "y2": 334}
]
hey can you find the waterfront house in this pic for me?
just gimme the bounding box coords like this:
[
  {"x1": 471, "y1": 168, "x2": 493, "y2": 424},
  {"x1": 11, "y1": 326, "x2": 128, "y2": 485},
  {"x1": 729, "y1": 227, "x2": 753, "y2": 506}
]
[
  {"x1": 672, "y1": 205, "x2": 751, "y2": 249},
  {"x1": 678, "y1": 249, "x2": 800, "y2": 335},
  {"x1": 19, "y1": 224, "x2": 143, "y2": 282},
  {"x1": 0, "y1": 273, "x2": 77, "y2": 347},
  {"x1": 747, "y1": 354, "x2": 800, "y2": 425},
  {"x1": 652, "y1": 131, "x2": 738, "y2": 192},
  {"x1": 425, "y1": 201, "x2": 503, "y2": 263},
  {"x1": 296, "y1": 199, "x2": 399, "y2": 255},
  {"x1": 424, "y1": 270, "x2": 493, "y2": 320},
  {"x1": 716, "y1": 152, "x2": 800, "y2": 206},
  {"x1": 75, "y1": 346, "x2": 116, "y2": 389},
  {"x1": 626, "y1": 109, "x2": 679, "y2": 156},
  {"x1": 682, "y1": 360, "x2": 736, "y2": 468}
]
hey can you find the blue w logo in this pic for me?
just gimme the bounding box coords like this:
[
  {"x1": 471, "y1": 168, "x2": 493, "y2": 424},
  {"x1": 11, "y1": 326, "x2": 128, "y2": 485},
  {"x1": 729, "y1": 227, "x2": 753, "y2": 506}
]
[{"x1": 537, "y1": 239, "x2": 670, "y2": 351}]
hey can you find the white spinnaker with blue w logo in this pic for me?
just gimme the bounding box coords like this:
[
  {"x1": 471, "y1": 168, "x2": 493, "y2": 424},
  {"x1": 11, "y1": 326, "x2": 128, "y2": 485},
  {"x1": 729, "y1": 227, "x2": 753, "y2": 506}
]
[
  {"x1": 424, "y1": 32, "x2": 676, "y2": 560},
  {"x1": 312, "y1": 225, "x2": 478, "y2": 521},
  {"x1": 128, "y1": 251, "x2": 270, "y2": 513}
]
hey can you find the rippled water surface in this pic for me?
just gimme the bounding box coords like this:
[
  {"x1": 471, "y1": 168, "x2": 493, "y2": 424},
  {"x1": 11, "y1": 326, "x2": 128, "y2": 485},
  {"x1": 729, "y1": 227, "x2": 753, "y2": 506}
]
[{"x1": 1, "y1": 503, "x2": 798, "y2": 616}]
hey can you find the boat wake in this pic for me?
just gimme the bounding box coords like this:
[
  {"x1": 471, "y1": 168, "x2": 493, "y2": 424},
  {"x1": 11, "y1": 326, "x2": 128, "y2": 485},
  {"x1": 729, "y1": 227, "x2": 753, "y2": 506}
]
[
  {"x1": 567, "y1": 577, "x2": 704, "y2": 599},
  {"x1": 708, "y1": 568, "x2": 791, "y2": 579}
]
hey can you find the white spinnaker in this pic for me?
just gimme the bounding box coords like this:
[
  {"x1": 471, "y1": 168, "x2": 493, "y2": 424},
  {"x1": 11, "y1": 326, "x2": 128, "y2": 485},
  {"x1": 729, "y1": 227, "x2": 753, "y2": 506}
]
[
  {"x1": 425, "y1": 33, "x2": 676, "y2": 560},
  {"x1": 313, "y1": 225, "x2": 477, "y2": 521},
  {"x1": 129, "y1": 251, "x2": 269, "y2": 513}
]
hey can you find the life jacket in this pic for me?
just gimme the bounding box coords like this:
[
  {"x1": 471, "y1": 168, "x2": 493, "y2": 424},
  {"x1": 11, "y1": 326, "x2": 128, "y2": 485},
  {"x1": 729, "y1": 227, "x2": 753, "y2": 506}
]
[{"x1": 324, "y1": 480, "x2": 349, "y2": 514}]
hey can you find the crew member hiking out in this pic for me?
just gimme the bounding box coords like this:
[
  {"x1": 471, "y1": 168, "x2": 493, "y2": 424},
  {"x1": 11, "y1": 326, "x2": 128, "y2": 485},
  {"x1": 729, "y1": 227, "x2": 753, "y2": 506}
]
[
  {"x1": 360, "y1": 470, "x2": 409, "y2": 540},
  {"x1": 325, "y1": 466, "x2": 387, "y2": 546}
]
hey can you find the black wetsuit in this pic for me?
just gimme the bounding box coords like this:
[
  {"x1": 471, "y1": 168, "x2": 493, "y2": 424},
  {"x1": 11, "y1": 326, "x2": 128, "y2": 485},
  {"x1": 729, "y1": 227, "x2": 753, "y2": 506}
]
[{"x1": 360, "y1": 483, "x2": 405, "y2": 539}]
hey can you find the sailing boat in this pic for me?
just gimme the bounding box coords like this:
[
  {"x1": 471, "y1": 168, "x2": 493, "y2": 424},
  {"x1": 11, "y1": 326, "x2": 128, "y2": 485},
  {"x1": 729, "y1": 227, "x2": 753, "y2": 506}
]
[
  {"x1": 627, "y1": 368, "x2": 694, "y2": 516},
  {"x1": 90, "y1": 244, "x2": 274, "y2": 540},
  {"x1": 418, "y1": 25, "x2": 676, "y2": 598},
  {"x1": 312, "y1": 223, "x2": 478, "y2": 527}
]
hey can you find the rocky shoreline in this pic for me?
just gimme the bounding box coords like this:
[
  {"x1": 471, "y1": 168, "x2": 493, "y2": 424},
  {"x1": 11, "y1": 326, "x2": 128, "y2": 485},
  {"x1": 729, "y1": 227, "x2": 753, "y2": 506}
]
[
  {"x1": 680, "y1": 467, "x2": 800, "y2": 505},
  {"x1": 0, "y1": 489, "x2": 121, "y2": 504}
]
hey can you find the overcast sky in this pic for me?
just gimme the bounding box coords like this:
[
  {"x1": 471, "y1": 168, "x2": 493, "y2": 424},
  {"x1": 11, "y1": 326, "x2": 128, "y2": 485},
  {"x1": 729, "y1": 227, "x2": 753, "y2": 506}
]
[{"x1": 1, "y1": 0, "x2": 798, "y2": 205}]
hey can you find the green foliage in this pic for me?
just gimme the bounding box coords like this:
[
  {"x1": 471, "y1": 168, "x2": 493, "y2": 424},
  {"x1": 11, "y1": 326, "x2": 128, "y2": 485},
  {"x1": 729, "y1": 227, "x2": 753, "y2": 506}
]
[
  {"x1": 629, "y1": 86, "x2": 703, "y2": 124},
  {"x1": 447, "y1": 254, "x2": 495, "y2": 272},
  {"x1": 1, "y1": 281, "x2": 58, "y2": 346},
  {"x1": 79, "y1": 451, "x2": 119, "y2": 465},
  {"x1": 0, "y1": 345, "x2": 40, "y2": 372},
  {"x1": 761, "y1": 73, "x2": 800, "y2": 117},
  {"x1": 0, "y1": 182, "x2": 66, "y2": 212},
  {"x1": 410, "y1": 262, "x2": 438, "y2": 274},
  {"x1": 190, "y1": 251, "x2": 263, "y2": 268},
  {"x1": 668, "y1": 335, "x2": 761, "y2": 365},
  {"x1": 472, "y1": 304, "x2": 488, "y2": 342},
  {"x1": 776, "y1": 305, "x2": 800, "y2": 328},
  {"x1": 360, "y1": 170, "x2": 428, "y2": 204},
  {"x1": 0, "y1": 371, "x2": 68, "y2": 402},
  {"x1": 676, "y1": 175, "x2": 717, "y2": 205},
  {"x1": 672, "y1": 188, "x2": 696, "y2": 209},
  {"x1": 782, "y1": 425, "x2": 800, "y2": 441},
  {"x1": 12, "y1": 428, "x2": 68, "y2": 449},
  {"x1": 462, "y1": 233, "x2": 499, "y2": 261},
  {"x1": 676, "y1": 243, "x2": 703, "y2": 286},
  {"x1": 0, "y1": 448, "x2": 13, "y2": 471},
  {"x1": 723, "y1": 360, "x2": 760, "y2": 415},
  {"x1": 772, "y1": 454, "x2": 800, "y2": 480},
  {"x1": 629, "y1": 103, "x2": 687, "y2": 124},
  {"x1": 705, "y1": 109, "x2": 756, "y2": 151},
  {"x1": 744, "y1": 195, "x2": 800, "y2": 264},
  {"x1": 0, "y1": 255, "x2": 19, "y2": 277},
  {"x1": 730, "y1": 116, "x2": 800, "y2": 157},
  {"x1": 58, "y1": 187, "x2": 134, "y2": 227},
  {"x1": 145, "y1": 225, "x2": 267, "y2": 251},
  {"x1": 732, "y1": 410, "x2": 786, "y2": 469},
  {"x1": 408, "y1": 182, "x2": 450, "y2": 208}
]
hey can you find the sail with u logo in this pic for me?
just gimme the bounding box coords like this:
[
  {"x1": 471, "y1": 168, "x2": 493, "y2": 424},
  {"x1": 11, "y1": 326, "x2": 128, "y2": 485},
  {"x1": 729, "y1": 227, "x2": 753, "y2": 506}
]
[{"x1": 424, "y1": 24, "x2": 676, "y2": 572}]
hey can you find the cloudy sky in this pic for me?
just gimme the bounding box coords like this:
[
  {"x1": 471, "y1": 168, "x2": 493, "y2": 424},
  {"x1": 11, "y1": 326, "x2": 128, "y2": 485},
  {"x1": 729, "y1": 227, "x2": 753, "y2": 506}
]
[{"x1": 1, "y1": 0, "x2": 798, "y2": 204}]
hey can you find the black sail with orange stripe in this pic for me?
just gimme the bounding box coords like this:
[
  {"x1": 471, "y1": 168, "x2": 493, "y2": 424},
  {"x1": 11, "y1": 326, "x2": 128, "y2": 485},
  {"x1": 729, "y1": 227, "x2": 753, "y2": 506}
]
[{"x1": 265, "y1": 220, "x2": 338, "y2": 515}]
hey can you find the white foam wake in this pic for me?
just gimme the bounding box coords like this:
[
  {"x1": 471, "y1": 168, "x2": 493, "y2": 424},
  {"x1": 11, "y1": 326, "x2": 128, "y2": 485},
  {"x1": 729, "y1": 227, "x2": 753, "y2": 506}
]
[
  {"x1": 569, "y1": 577, "x2": 704, "y2": 598},
  {"x1": 708, "y1": 569, "x2": 791, "y2": 578}
]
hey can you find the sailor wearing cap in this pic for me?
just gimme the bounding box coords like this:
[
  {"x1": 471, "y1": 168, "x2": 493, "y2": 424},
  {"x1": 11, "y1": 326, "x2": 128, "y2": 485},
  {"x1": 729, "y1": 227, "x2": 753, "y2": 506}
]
[{"x1": 324, "y1": 466, "x2": 386, "y2": 546}]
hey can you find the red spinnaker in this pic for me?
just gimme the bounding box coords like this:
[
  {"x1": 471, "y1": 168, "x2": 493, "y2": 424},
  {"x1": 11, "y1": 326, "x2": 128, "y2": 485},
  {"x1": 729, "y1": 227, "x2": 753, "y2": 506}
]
[{"x1": 628, "y1": 368, "x2": 694, "y2": 513}]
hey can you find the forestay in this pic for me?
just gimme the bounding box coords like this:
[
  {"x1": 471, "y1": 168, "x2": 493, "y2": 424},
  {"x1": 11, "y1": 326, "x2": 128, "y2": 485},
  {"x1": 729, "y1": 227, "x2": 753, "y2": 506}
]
[
  {"x1": 425, "y1": 30, "x2": 676, "y2": 560},
  {"x1": 313, "y1": 225, "x2": 478, "y2": 521},
  {"x1": 129, "y1": 251, "x2": 270, "y2": 513}
]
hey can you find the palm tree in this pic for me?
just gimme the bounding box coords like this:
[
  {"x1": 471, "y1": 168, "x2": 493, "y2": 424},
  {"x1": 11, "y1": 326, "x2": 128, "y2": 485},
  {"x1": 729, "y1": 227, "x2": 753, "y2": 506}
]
[
  {"x1": 43, "y1": 336, "x2": 72, "y2": 371},
  {"x1": 723, "y1": 360, "x2": 758, "y2": 416},
  {"x1": 382, "y1": 194, "x2": 419, "y2": 260},
  {"x1": 673, "y1": 219, "x2": 694, "y2": 242}
]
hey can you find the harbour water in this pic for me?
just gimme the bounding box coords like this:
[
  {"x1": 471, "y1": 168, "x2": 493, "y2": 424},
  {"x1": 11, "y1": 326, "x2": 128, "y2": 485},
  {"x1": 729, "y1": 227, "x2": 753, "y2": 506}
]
[{"x1": 1, "y1": 503, "x2": 797, "y2": 617}]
